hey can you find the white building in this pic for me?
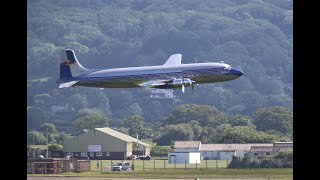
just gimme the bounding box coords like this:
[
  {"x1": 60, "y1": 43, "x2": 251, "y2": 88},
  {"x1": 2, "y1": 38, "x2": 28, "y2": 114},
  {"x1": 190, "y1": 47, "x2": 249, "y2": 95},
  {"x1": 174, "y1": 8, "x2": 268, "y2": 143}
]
[
  {"x1": 168, "y1": 141, "x2": 201, "y2": 164},
  {"x1": 168, "y1": 152, "x2": 201, "y2": 164},
  {"x1": 200, "y1": 144, "x2": 273, "y2": 160},
  {"x1": 248, "y1": 142, "x2": 293, "y2": 158},
  {"x1": 174, "y1": 141, "x2": 201, "y2": 152},
  {"x1": 171, "y1": 141, "x2": 292, "y2": 160}
]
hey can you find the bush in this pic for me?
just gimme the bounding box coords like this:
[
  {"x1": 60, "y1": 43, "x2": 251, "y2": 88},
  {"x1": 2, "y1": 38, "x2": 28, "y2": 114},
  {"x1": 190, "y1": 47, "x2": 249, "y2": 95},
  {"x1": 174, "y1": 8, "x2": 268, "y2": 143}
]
[
  {"x1": 282, "y1": 161, "x2": 293, "y2": 168},
  {"x1": 48, "y1": 144, "x2": 62, "y2": 151}
]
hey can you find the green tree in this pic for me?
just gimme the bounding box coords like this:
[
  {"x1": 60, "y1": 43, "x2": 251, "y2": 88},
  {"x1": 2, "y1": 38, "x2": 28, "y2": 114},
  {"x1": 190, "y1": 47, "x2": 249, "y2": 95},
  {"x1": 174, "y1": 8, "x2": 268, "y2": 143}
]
[
  {"x1": 72, "y1": 113, "x2": 109, "y2": 131},
  {"x1": 48, "y1": 144, "x2": 63, "y2": 151},
  {"x1": 67, "y1": 94, "x2": 88, "y2": 110},
  {"x1": 117, "y1": 127, "x2": 129, "y2": 135},
  {"x1": 128, "y1": 103, "x2": 143, "y2": 116},
  {"x1": 228, "y1": 115, "x2": 255, "y2": 127},
  {"x1": 55, "y1": 132, "x2": 72, "y2": 144},
  {"x1": 39, "y1": 123, "x2": 57, "y2": 158},
  {"x1": 218, "y1": 126, "x2": 280, "y2": 143},
  {"x1": 165, "y1": 104, "x2": 227, "y2": 127},
  {"x1": 39, "y1": 123, "x2": 57, "y2": 135},
  {"x1": 153, "y1": 123, "x2": 195, "y2": 145},
  {"x1": 253, "y1": 106, "x2": 293, "y2": 135},
  {"x1": 27, "y1": 130, "x2": 47, "y2": 145},
  {"x1": 199, "y1": 126, "x2": 217, "y2": 143},
  {"x1": 122, "y1": 115, "x2": 145, "y2": 137}
]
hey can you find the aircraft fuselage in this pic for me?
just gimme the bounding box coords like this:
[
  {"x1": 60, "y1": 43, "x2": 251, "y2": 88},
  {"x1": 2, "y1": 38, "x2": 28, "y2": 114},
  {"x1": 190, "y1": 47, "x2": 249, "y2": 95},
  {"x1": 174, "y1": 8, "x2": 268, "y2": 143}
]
[{"x1": 60, "y1": 63, "x2": 243, "y2": 89}]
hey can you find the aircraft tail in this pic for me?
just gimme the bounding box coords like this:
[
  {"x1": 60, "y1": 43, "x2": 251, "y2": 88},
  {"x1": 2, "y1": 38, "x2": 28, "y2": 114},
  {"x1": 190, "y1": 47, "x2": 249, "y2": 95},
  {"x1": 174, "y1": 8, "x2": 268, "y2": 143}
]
[{"x1": 59, "y1": 49, "x2": 89, "y2": 79}]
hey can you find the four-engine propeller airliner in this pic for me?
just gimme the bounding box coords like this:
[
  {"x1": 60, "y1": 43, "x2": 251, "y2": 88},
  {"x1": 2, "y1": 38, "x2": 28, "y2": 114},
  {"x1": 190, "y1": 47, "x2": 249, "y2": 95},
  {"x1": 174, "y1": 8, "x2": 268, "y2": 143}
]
[{"x1": 57, "y1": 49, "x2": 243, "y2": 93}]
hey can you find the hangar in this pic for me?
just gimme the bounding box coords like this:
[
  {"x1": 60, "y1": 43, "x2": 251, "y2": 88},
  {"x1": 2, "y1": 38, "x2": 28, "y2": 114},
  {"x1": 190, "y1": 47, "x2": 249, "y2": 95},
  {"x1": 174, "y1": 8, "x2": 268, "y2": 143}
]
[{"x1": 63, "y1": 127, "x2": 151, "y2": 160}]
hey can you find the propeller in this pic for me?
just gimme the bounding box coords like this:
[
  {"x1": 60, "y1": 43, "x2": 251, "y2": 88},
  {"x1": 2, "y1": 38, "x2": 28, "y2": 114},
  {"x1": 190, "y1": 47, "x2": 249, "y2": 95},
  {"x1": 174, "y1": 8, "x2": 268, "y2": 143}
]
[{"x1": 180, "y1": 78, "x2": 196, "y2": 93}]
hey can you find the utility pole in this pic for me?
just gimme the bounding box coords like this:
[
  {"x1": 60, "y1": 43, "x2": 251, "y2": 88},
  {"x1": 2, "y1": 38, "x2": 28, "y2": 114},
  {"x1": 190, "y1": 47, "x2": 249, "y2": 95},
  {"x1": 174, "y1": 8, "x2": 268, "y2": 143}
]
[
  {"x1": 33, "y1": 129, "x2": 35, "y2": 158},
  {"x1": 46, "y1": 133, "x2": 49, "y2": 158}
]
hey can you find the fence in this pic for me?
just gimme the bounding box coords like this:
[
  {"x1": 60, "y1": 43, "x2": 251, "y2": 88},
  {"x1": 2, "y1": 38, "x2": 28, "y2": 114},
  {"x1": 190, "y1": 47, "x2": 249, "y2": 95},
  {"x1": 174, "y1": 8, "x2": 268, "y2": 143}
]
[
  {"x1": 90, "y1": 158, "x2": 292, "y2": 172},
  {"x1": 27, "y1": 158, "x2": 292, "y2": 174},
  {"x1": 91, "y1": 159, "x2": 230, "y2": 172},
  {"x1": 27, "y1": 159, "x2": 90, "y2": 174}
]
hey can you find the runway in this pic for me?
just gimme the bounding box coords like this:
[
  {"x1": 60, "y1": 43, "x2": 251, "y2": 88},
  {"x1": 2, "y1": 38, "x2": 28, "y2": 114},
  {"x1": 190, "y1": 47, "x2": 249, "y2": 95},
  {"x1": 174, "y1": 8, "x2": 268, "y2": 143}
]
[{"x1": 27, "y1": 177, "x2": 264, "y2": 180}]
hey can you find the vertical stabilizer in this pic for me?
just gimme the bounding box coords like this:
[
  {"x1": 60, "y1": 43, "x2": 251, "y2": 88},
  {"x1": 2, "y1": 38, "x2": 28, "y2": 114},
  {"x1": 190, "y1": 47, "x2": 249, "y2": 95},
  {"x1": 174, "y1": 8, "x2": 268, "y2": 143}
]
[{"x1": 59, "y1": 49, "x2": 89, "y2": 79}]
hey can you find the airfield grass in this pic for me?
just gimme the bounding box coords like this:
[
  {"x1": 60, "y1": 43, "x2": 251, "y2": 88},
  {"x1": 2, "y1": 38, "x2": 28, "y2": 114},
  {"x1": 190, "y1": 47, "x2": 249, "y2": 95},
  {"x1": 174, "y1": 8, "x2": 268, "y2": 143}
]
[
  {"x1": 90, "y1": 159, "x2": 230, "y2": 172},
  {"x1": 28, "y1": 168, "x2": 293, "y2": 179}
]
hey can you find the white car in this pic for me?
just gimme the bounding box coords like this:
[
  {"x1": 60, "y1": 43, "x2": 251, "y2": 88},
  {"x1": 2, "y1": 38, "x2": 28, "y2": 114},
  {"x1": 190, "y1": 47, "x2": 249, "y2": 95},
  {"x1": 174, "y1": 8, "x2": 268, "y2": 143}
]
[{"x1": 111, "y1": 162, "x2": 130, "y2": 171}]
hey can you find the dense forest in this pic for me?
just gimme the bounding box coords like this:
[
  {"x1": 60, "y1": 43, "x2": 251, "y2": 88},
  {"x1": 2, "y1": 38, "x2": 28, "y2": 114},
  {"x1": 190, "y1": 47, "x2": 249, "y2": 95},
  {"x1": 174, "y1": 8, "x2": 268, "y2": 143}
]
[{"x1": 27, "y1": 0, "x2": 293, "y2": 145}]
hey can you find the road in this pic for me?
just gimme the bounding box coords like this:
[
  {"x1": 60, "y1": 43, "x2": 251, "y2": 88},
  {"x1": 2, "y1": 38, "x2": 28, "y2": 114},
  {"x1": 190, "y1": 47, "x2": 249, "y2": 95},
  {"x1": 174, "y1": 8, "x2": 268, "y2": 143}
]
[{"x1": 27, "y1": 177, "x2": 265, "y2": 180}]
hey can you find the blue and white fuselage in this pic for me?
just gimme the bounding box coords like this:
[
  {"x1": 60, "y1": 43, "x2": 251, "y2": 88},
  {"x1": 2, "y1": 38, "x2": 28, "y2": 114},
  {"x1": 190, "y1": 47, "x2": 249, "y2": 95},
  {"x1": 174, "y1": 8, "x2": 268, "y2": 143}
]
[{"x1": 57, "y1": 49, "x2": 243, "y2": 92}]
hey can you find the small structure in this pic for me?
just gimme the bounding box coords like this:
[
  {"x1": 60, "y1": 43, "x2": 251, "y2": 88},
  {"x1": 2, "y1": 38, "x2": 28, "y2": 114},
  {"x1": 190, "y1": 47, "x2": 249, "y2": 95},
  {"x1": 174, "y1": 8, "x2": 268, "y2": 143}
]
[
  {"x1": 63, "y1": 127, "x2": 151, "y2": 160},
  {"x1": 170, "y1": 141, "x2": 293, "y2": 160},
  {"x1": 200, "y1": 144, "x2": 273, "y2": 160},
  {"x1": 169, "y1": 141, "x2": 201, "y2": 164},
  {"x1": 248, "y1": 146, "x2": 275, "y2": 157},
  {"x1": 249, "y1": 142, "x2": 293, "y2": 157},
  {"x1": 273, "y1": 142, "x2": 293, "y2": 147},
  {"x1": 168, "y1": 152, "x2": 201, "y2": 164},
  {"x1": 174, "y1": 141, "x2": 201, "y2": 152},
  {"x1": 27, "y1": 158, "x2": 90, "y2": 174}
]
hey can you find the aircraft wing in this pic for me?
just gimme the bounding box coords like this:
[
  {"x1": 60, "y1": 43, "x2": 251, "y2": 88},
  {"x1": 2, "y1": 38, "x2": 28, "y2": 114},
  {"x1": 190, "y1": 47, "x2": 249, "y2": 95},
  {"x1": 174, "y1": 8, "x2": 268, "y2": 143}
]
[
  {"x1": 139, "y1": 80, "x2": 167, "y2": 88},
  {"x1": 59, "y1": 80, "x2": 79, "y2": 88},
  {"x1": 139, "y1": 77, "x2": 196, "y2": 93}
]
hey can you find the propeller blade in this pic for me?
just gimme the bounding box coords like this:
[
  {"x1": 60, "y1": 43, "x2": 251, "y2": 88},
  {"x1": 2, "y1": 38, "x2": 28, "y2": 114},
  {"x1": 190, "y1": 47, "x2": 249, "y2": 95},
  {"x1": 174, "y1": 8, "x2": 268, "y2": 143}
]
[
  {"x1": 182, "y1": 84, "x2": 185, "y2": 93},
  {"x1": 192, "y1": 83, "x2": 194, "y2": 92}
]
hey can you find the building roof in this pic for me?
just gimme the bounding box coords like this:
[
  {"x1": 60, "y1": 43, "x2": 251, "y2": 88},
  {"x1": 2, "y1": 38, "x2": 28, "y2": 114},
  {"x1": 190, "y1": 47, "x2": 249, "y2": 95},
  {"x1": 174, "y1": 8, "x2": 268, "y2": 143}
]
[
  {"x1": 273, "y1": 142, "x2": 293, "y2": 147},
  {"x1": 274, "y1": 147, "x2": 293, "y2": 152},
  {"x1": 95, "y1": 127, "x2": 151, "y2": 147},
  {"x1": 200, "y1": 144, "x2": 273, "y2": 151},
  {"x1": 174, "y1": 141, "x2": 201, "y2": 149},
  {"x1": 250, "y1": 146, "x2": 274, "y2": 152}
]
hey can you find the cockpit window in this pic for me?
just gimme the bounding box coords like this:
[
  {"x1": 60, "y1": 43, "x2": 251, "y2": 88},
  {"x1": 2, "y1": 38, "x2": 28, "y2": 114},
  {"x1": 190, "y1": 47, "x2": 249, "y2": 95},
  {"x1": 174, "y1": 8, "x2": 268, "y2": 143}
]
[{"x1": 225, "y1": 65, "x2": 231, "y2": 70}]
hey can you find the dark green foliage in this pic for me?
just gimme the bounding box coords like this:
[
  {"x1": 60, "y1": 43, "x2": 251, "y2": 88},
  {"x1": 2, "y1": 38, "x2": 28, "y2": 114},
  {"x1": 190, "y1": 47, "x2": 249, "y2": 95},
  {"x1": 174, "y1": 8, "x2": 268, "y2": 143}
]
[
  {"x1": 275, "y1": 152, "x2": 293, "y2": 161},
  {"x1": 153, "y1": 123, "x2": 195, "y2": 145},
  {"x1": 150, "y1": 146, "x2": 172, "y2": 157},
  {"x1": 72, "y1": 112, "x2": 109, "y2": 131},
  {"x1": 228, "y1": 156, "x2": 281, "y2": 169},
  {"x1": 228, "y1": 115, "x2": 254, "y2": 127},
  {"x1": 253, "y1": 106, "x2": 293, "y2": 135},
  {"x1": 165, "y1": 104, "x2": 227, "y2": 127},
  {"x1": 27, "y1": 131, "x2": 47, "y2": 145},
  {"x1": 217, "y1": 126, "x2": 280, "y2": 143},
  {"x1": 40, "y1": 123, "x2": 57, "y2": 134},
  {"x1": 27, "y1": 0, "x2": 292, "y2": 144},
  {"x1": 122, "y1": 115, "x2": 148, "y2": 138},
  {"x1": 48, "y1": 144, "x2": 62, "y2": 151},
  {"x1": 55, "y1": 132, "x2": 72, "y2": 144}
]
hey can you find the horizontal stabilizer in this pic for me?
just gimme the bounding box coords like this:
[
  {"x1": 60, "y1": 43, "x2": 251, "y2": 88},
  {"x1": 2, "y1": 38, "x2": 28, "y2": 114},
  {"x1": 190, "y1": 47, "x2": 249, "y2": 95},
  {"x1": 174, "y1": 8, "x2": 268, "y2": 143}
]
[
  {"x1": 163, "y1": 54, "x2": 182, "y2": 66},
  {"x1": 59, "y1": 80, "x2": 79, "y2": 88}
]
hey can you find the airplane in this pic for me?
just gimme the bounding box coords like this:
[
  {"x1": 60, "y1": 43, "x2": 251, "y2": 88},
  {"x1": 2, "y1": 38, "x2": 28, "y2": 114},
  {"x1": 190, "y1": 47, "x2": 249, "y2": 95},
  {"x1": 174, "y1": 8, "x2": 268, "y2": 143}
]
[{"x1": 56, "y1": 49, "x2": 243, "y2": 93}]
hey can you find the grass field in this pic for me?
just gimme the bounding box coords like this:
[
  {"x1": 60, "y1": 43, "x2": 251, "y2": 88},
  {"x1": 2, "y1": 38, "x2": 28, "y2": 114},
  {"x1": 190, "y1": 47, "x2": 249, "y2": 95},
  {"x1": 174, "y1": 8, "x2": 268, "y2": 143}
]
[
  {"x1": 28, "y1": 168, "x2": 293, "y2": 179},
  {"x1": 91, "y1": 159, "x2": 231, "y2": 172}
]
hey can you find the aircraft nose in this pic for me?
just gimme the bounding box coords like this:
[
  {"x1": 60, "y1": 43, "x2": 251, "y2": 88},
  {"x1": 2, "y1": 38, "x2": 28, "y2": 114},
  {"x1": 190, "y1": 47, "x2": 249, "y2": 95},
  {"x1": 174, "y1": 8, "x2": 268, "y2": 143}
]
[{"x1": 230, "y1": 68, "x2": 243, "y2": 76}]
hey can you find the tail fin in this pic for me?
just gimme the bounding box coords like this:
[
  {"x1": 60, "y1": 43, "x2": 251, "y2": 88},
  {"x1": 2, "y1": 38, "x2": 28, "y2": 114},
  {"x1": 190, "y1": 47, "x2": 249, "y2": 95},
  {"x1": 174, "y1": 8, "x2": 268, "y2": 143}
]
[{"x1": 59, "y1": 49, "x2": 89, "y2": 79}]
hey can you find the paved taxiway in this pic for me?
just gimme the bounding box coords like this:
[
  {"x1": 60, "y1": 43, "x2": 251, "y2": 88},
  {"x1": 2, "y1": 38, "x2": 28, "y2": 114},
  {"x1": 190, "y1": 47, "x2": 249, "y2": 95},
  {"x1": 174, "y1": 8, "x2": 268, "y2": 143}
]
[{"x1": 27, "y1": 177, "x2": 264, "y2": 180}]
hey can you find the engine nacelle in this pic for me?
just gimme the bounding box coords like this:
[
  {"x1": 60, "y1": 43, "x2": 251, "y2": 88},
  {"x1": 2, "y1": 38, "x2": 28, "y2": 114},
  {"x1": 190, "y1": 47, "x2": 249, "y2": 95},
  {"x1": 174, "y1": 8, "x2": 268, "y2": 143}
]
[{"x1": 168, "y1": 78, "x2": 195, "y2": 88}]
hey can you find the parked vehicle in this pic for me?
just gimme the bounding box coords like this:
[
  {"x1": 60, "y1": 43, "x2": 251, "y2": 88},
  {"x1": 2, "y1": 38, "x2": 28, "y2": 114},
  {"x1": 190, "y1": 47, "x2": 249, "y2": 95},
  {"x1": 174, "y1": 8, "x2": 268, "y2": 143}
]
[
  {"x1": 111, "y1": 162, "x2": 130, "y2": 171},
  {"x1": 138, "y1": 155, "x2": 151, "y2": 160}
]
